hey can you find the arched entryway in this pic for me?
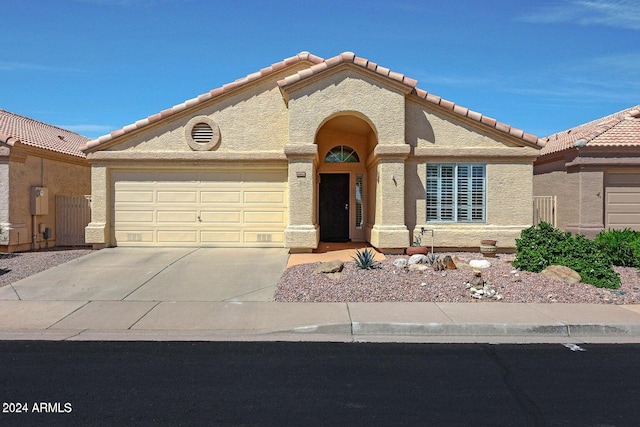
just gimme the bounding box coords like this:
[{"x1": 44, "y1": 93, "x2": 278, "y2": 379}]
[{"x1": 315, "y1": 114, "x2": 377, "y2": 243}]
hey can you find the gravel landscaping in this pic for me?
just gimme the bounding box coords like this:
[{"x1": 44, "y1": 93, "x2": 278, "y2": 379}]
[
  {"x1": 2, "y1": 248, "x2": 638, "y2": 304},
  {"x1": 0, "y1": 248, "x2": 94, "y2": 287},
  {"x1": 275, "y1": 252, "x2": 640, "y2": 304}
]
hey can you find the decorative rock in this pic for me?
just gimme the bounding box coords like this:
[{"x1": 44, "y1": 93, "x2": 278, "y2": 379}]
[
  {"x1": 408, "y1": 254, "x2": 428, "y2": 265},
  {"x1": 393, "y1": 259, "x2": 408, "y2": 268},
  {"x1": 452, "y1": 256, "x2": 472, "y2": 269},
  {"x1": 540, "y1": 265, "x2": 581, "y2": 284},
  {"x1": 408, "y1": 264, "x2": 429, "y2": 272},
  {"x1": 469, "y1": 275, "x2": 484, "y2": 288},
  {"x1": 471, "y1": 293, "x2": 482, "y2": 299},
  {"x1": 469, "y1": 259, "x2": 491, "y2": 269},
  {"x1": 313, "y1": 260, "x2": 344, "y2": 274},
  {"x1": 442, "y1": 255, "x2": 457, "y2": 270}
]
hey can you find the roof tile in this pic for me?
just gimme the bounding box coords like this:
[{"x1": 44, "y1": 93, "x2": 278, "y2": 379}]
[
  {"x1": 540, "y1": 104, "x2": 640, "y2": 155},
  {"x1": 0, "y1": 109, "x2": 89, "y2": 158},
  {"x1": 82, "y1": 51, "x2": 543, "y2": 151}
]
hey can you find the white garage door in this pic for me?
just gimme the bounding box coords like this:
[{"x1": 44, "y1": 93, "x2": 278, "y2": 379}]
[
  {"x1": 605, "y1": 173, "x2": 640, "y2": 231},
  {"x1": 113, "y1": 169, "x2": 288, "y2": 247}
]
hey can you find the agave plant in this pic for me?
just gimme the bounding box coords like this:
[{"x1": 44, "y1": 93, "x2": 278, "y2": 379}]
[
  {"x1": 426, "y1": 253, "x2": 440, "y2": 265},
  {"x1": 352, "y1": 248, "x2": 381, "y2": 270}
]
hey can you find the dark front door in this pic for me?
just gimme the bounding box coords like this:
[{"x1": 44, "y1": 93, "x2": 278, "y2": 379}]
[{"x1": 319, "y1": 173, "x2": 350, "y2": 242}]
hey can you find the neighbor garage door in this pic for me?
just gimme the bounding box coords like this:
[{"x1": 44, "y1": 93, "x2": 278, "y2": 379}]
[
  {"x1": 605, "y1": 172, "x2": 640, "y2": 231},
  {"x1": 113, "y1": 169, "x2": 287, "y2": 247}
]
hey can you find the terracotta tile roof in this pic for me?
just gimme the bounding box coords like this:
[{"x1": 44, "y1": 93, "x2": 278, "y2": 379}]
[
  {"x1": 82, "y1": 52, "x2": 324, "y2": 151},
  {"x1": 83, "y1": 51, "x2": 543, "y2": 151},
  {"x1": 0, "y1": 109, "x2": 88, "y2": 158},
  {"x1": 276, "y1": 51, "x2": 419, "y2": 88},
  {"x1": 540, "y1": 104, "x2": 640, "y2": 156}
]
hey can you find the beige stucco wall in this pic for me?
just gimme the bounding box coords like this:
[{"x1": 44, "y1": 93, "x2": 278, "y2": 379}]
[
  {"x1": 532, "y1": 151, "x2": 640, "y2": 237},
  {"x1": 3, "y1": 154, "x2": 89, "y2": 252},
  {"x1": 533, "y1": 157, "x2": 580, "y2": 231},
  {"x1": 405, "y1": 100, "x2": 539, "y2": 249},
  {"x1": 0, "y1": 156, "x2": 9, "y2": 245},
  {"x1": 284, "y1": 68, "x2": 411, "y2": 250},
  {"x1": 108, "y1": 81, "x2": 290, "y2": 154},
  {"x1": 286, "y1": 69, "x2": 406, "y2": 146}
]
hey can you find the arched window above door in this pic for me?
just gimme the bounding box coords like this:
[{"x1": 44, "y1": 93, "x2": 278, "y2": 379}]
[{"x1": 324, "y1": 145, "x2": 360, "y2": 163}]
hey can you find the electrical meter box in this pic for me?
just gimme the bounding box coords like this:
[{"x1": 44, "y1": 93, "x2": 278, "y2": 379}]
[{"x1": 30, "y1": 186, "x2": 48, "y2": 215}]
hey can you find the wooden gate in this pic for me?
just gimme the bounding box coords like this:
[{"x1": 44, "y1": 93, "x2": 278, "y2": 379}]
[
  {"x1": 55, "y1": 195, "x2": 91, "y2": 246},
  {"x1": 533, "y1": 196, "x2": 556, "y2": 227}
]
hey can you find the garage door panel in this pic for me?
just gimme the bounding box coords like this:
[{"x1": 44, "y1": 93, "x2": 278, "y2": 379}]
[
  {"x1": 605, "y1": 173, "x2": 640, "y2": 230},
  {"x1": 201, "y1": 231, "x2": 242, "y2": 243},
  {"x1": 115, "y1": 191, "x2": 154, "y2": 203},
  {"x1": 244, "y1": 211, "x2": 285, "y2": 223},
  {"x1": 200, "y1": 211, "x2": 241, "y2": 223},
  {"x1": 201, "y1": 191, "x2": 241, "y2": 203},
  {"x1": 114, "y1": 231, "x2": 153, "y2": 243},
  {"x1": 244, "y1": 231, "x2": 284, "y2": 244},
  {"x1": 607, "y1": 191, "x2": 640, "y2": 205},
  {"x1": 115, "y1": 210, "x2": 154, "y2": 223},
  {"x1": 157, "y1": 191, "x2": 198, "y2": 203},
  {"x1": 157, "y1": 230, "x2": 199, "y2": 243},
  {"x1": 113, "y1": 170, "x2": 287, "y2": 247},
  {"x1": 244, "y1": 191, "x2": 285, "y2": 204},
  {"x1": 157, "y1": 211, "x2": 197, "y2": 223}
]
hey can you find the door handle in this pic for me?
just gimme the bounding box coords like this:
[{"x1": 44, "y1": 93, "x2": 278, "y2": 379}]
[{"x1": 345, "y1": 203, "x2": 349, "y2": 210}]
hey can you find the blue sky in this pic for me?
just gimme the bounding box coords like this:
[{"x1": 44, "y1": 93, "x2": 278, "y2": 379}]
[{"x1": 2, "y1": 0, "x2": 639, "y2": 140}]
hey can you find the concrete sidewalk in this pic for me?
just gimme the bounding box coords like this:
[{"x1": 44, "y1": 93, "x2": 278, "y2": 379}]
[
  {"x1": 2, "y1": 246, "x2": 640, "y2": 343},
  {"x1": 1, "y1": 300, "x2": 640, "y2": 343}
]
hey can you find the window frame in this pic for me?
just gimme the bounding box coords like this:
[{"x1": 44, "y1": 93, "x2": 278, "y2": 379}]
[{"x1": 426, "y1": 163, "x2": 487, "y2": 223}]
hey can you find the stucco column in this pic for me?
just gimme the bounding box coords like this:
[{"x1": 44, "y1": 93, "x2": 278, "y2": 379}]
[
  {"x1": 284, "y1": 144, "x2": 319, "y2": 252},
  {"x1": 370, "y1": 145, "x2": 410, "y2": 252},
  {"x1": 85, "y1": 165, "x2": 110, "y2": 248},
  {"x1": 567, "y1": 169, "x2": 604, "y2": 238},
  {"x1": 0, "y1": 158, "x2": 9, "y2": 245}
]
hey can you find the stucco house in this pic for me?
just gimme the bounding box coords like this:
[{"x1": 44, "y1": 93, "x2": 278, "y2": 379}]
[
  {"x1": 534, "y1": 105, "x2": 640, "y2": 237},
  {"x1": 82, "y1": 52, "x2": 542, "y2": 253},
  {"x1": 1, "y1": 109, "x2": 90, "y2": 252}
]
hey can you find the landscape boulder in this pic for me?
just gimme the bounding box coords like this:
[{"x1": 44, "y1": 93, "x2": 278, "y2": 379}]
[
  {"x1": 393, "y1": 259, "x2": 408, "y2": 268},
  {"x1": 407, "y1": 254, "x2": 428, "y2": 265},
  {"x1": 469, "y1": 259, "x2": 491, "y2": 269},
  {"x1": 313, "y1": 260, "x2": 344, "y2": 274},
  {"x1": 540, "y1": 265, "x2": 581, "y2": 284}
]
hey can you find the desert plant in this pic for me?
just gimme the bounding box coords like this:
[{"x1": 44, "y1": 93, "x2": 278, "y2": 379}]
[
  {"x1": 595, "y1": 228, "x2": 640, "y2": 268},
  {"x1": 426, "y1": 253, "x2": 440, "y2": 265},
  {"x1": 352, "y1": 248, "x2": 381, "y2": 270},
  {"x1": 513, "y1": 222, "x2": 620, "y2": 289},
  {"x1": 412, "y1": 234, "x2": 422, "y2": 246}
]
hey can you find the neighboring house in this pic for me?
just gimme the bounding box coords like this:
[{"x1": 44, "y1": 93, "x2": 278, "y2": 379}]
[
  {"x1": 0, "y1": 109, "x2": 91, "y2": 252},
  {"x1": 534, "y1": 104, "x2": 640, "y2": 237},
  {"x1": 82, "y1": 52, "x2": 542, "y2": 253}
]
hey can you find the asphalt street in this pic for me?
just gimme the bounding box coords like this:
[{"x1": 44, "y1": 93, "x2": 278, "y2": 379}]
[{"x1": 0, "y1": 342, "x2": 639, "y2": 426}]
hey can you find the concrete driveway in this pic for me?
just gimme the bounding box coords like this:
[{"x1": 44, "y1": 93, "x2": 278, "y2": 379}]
[{"x1": 2, "y1": 248, "x2": 290, "y2": 302}]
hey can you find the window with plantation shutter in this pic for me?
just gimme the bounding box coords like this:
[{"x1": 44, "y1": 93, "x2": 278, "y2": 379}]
[{"x1": 426, "y1": 164, "x2": 486, "y2": 222}]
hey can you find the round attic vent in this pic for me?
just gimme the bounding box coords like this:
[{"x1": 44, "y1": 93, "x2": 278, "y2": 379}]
[
  {"x1": 185, "y1": 116, "x2": 220, "y2": 151},
  {"x1": 192, "y1": 123, "x2": 214, "y2": 144}
]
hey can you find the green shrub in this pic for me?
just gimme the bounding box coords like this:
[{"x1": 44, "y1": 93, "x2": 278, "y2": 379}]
[
  {"x1": 512, "y1": 222, "x2": 571, "y2": 273},
  {"x1": 595, "y1": 228, "x2": 640, "y2": 268},
  {"x1": 513, "y1": 222, "x2": 620, "y2": 289},
  {"x1": 352, "y1": 248, "x2": 381, "y2": 270}
]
